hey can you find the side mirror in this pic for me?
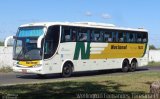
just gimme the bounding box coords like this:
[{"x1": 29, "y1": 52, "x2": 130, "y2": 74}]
[
  {"x1": 4, "y1": 36, "x2": 14, "y2": 47},
  {"x1": 37, "y1": 34, "x2": 44, "y2": 48}
]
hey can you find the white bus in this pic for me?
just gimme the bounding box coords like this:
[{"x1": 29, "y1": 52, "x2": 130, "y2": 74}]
[{"x1": 5, "y1": 22, "x2": 148, "y2": 77}]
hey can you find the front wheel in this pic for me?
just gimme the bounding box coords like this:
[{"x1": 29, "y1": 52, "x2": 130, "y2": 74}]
[{"x1": 62, "y1": 63, "x2": 73, "y2": 77}]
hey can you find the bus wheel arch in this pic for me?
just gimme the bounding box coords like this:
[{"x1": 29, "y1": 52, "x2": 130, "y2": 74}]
[
  {"x1": 130, "y1": 58, "x2": 138, "y2": 72},
  {"x1": 122, "y1": 59, "x2": 130, "y2": 72},
  {"x1": 61, "y1": 60, "x2": 74, "y2": 77}
]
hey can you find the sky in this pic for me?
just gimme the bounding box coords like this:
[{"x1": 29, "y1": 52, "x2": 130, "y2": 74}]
[{"x1": 0, "y1": 0, "x2": 160, "y2": 47}]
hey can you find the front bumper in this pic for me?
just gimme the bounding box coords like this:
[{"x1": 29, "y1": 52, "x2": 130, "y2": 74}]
[{"x1": 13, "y1": 66, "x2": 43, "y2": 74}]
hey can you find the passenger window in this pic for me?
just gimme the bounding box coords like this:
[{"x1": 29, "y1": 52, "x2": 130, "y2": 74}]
[
  {"x1": 112, "y1": 32, "x2": 118, "y2": 42},
  {"x1": 71, "y1": 29, "x2": 77, "y2": 42},
  {"x1": 118, "y1": 32, "x2": 124, "y2": 42},
  {"x1": 104, "y1": 31, "x2": 112, "y2": 42},
  {"x1": 142, "y1": 33, "x2": 147, "y2": 43},
  {"x1": 61, "y1": 27, "x2": 77, "y2": 42},
  {"x1": 117, "y1": 32, "x2": 129, "y2": 43},
  {"x1": 137, "y1": 33, "x2": 142, "y2": 43},
  {"x1": 129, "y1": 33, "x2": 135, "y2": 43},
  {"x1": 64, "y1": 28, "x2": 71, "y2": 42},
  {"x1": 78, "y1": 29, "x2": 88, "y2": 42},
  {"x1": 91, "y1": 30, "x2": 102, "y2": 42},
  {"x1": 123, "y1": 33, "x2": 128, "y2": 42}
]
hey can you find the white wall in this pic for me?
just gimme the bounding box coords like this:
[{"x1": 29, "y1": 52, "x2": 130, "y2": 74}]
[
  {"x1": 0, "y1": 47, "x2": 160, "y2": 68},
  {"x1": 0, "y1": 46, "x2": 13, "y2": 68},
  {"x1": 149, "y1": 50, "x2": 160, "y2": 62}
]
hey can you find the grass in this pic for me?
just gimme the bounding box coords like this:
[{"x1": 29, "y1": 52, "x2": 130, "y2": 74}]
[
  {"x1": 148, "y1": 61, "x2": 160, "y2": 66},
  {"x1": 0, "y1": 71, "x2": 160, "y2": 98},
  {"x1": 0, "y1": 66, "x2": 12, "y2": 73}
]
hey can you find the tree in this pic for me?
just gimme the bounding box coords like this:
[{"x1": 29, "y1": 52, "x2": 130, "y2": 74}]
[
  {"x1": 0, "y1": 41, "x2": 4, "y2": 46},
  {"x1": 149, "y1": 45, "x2": 157, "y2": 50}
]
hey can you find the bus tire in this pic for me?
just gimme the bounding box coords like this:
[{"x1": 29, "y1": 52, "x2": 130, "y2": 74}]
[
  {"x1": 62, "y1": 62, "x2": 73, "y2": 77},
  {"x1": 130, "y1": 60, "x2": 137, "y2": 72},
  {"x1": 122, "y1": 59, "x2": 129, "y2": 72}
]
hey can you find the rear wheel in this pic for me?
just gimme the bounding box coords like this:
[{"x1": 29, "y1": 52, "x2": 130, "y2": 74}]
[
  {"x1": 130, "y1": 60, "x2": 137, "y2": 72},
  {"x1": 62, "y1": 63, "x2": 73, "y2": 77},
  {"x1": 122, "y1": 60, "x2": 129, "y2": 72}
]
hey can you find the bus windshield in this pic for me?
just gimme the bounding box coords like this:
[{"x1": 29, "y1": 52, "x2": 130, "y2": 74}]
[{"x1": 13, "y1": 26, "x2": 44, "y2": 61}]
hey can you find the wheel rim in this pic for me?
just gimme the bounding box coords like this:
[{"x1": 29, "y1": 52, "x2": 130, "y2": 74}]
[
  {"x1": 131, "y1": 61, "x2": 137, "y2": 71},
  {"x1": 63, "y1": 64, "x2": 72, "y2": 77},
  {"x1": 64, "y1": 66, "x2": 70, "y2": 75},
  {"x1": 122, "y1": 60, "x2": 129, "y2": 72}
]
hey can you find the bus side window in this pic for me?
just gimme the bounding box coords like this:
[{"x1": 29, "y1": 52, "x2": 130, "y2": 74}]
[
  {"x1": 64, "y1": 29, "x2": 71, "y2": 42},
  {"x1": 91, "y1": 30, "x2": 94, "y2": 42},
  {"x1": 123, "y1": 33, "x2": 127, "y2": 42},
  {"x1": 112, "y1": 32, "x2": 117, "y2": 42},
  {"x1": 78, "y1": 33, "x2": 87, "y2": 41},
  {"x1": 71, "y1": 29, "x2": 77, "y2": 42},
  {"x1": 93, "y1": 30, "x2": 101, "y2": 42},
  {"x1": 104, "y1": 32, "x2": 112, "y2": 42},
  {"x1": 142, "y1": 33, "x2": 147, "y2": 43},
  {"x1": 78, "y1": 29, "x2": 88, "y2": 42},
  {"x1": 118, "y1": 32, "x2": 124, "y2": 42},
  {"x1": 137, "y1": 33, "x2": 142, "y2": 43},
  {"x1": 129, "y1": 33, "x2": 133, "y2": 42}
]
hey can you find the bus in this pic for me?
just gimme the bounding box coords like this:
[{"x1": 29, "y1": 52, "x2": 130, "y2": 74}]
[{"x1": 4, "y1": 22, "x2": 148, "y2": 77}]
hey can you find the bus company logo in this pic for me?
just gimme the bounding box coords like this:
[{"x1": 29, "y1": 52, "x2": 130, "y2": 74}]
[
  {"x1": 26, "y1": 61, "x2": 38, "y2": 64},
  {"x1": 138, "y1": 46, "x2": 143, "y2": 49},
  {"x1": 74, "y1": 42, "x2": 90, "y2": 60},
  {"x1": 111, "y1": 45, "x2": 127, "y2": 49}
]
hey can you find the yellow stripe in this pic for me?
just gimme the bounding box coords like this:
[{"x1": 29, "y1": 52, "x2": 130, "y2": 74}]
[
  {"x1": 18, "y1": 61, "x2": 40, "y2": 67},
  {"x1": 90, "y1": 43, "x2": 146, "y2": 59}
]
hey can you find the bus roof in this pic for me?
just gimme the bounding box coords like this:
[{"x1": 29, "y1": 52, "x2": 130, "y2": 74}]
[{"x1": 20, "y1": 22, "x2": 148, "y2": 32}]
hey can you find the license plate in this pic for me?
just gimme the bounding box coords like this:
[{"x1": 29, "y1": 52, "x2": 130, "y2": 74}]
[{"x1": 22, "y1": 69, "x2": 27, "y2": 73}]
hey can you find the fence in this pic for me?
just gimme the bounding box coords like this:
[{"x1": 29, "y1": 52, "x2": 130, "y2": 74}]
[
  {"x1": 0, "y1": 46, "x2": 13, "y2": 68},
  {"x1": 149, "y1": 50, "x2": 160, "y2": 62}
]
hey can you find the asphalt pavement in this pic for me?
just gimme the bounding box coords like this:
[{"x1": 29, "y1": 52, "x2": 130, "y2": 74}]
[{"x1": 0, "y1": 66, "x2": 159, "y2": 86}]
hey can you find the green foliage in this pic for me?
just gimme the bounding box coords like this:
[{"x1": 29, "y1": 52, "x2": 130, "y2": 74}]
[
  {"x1": 0, "y1": 71, "x2": 160, "y2": 98},
  {"x1": 149, "y1": 45, "x2": 157, "y2": 50},
  {"x1": 148, "y1": 61, "x2": 160, "y2": 66},
  {"x1": 0, "y1": 41, "x2": 4, "y2": 46},
  {"x1": 0, "y1": 66, "x2": 13, "y2": 72}
]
